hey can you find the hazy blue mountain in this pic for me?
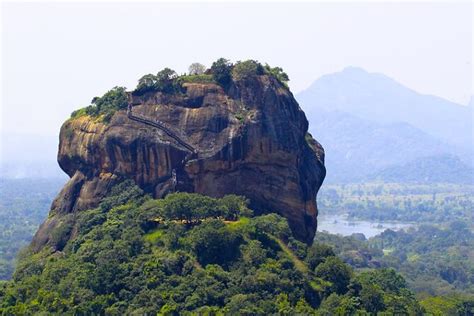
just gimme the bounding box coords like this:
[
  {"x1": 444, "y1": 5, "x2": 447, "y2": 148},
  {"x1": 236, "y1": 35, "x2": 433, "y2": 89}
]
[
  {"x1": 306, "y1": 110, "x2": 463, "y2": 183},
  {"x1": 368, "y1": 154, "x2": 473, "y2": 184},
  {"x1": 298, "y1": 67, "x2": 472, "y2": 150},
  {"x1": 297, "y1": 68, "x2": 473, "y2": 183}
]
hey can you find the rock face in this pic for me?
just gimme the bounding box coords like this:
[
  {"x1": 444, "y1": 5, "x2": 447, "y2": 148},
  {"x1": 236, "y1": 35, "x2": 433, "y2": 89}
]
[{"x1": 31, "y1": 75, "x2": 325, "y2": 250}]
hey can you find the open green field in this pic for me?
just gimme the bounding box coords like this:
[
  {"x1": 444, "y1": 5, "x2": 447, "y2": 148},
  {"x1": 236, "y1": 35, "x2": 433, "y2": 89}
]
[{"x1": 318, "y1": 182, "x2": 474, "y2": 225}]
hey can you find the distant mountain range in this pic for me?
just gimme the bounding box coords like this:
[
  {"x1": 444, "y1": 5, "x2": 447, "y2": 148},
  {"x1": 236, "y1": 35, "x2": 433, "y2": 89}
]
[
  {"x1": 368, "y1": 154, "x2": 473, "y2": 184},
  {"x1": 297, "y1": 67, "x2": 473, "y2": 184}
]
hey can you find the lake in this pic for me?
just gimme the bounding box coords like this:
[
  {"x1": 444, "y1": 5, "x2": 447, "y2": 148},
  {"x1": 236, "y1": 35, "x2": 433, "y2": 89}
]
[{"x1": 317, "y1": 213, "x2": 414, "y2": 239}]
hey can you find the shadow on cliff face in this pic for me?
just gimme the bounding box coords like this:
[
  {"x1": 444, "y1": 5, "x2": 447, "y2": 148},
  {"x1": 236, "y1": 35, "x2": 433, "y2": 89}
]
[{"x1": 31, "y1": 70, "x2": 325, "y2": 252}]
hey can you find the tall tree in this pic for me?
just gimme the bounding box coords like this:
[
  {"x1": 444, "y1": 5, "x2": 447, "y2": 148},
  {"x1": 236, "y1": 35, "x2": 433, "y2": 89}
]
[{"x1": 188, "y1": 63, "x2": 206, "y2": 75}]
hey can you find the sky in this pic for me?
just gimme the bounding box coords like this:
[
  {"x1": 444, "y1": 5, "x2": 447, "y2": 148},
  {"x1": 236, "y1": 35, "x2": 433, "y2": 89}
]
[{"x1": 0, "y1": 2, "x2": 472, "y2": 150}]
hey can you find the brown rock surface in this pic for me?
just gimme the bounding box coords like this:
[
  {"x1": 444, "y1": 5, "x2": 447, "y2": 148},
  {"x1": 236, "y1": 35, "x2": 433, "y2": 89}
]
[{"x1": 31, "y1": 75, "x2": 325, "y2": 250}]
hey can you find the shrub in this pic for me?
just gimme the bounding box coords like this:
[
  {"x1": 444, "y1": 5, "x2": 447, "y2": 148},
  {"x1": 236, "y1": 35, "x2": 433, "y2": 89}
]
[
  {"x1": 211, "y1": 58, "x2": 233, "y2": 87},
  {"x1": 248, "y1": 213, "x2": 292, "y2": 241},
  {"x1": 188, "y1": 220, "x2": 242, "y2": 266},
  {"x1": 141, "y1": 193, "x2": 252, "y2": 223},
  {"x1": 456, "y1": 299, "x2": 474, "y2": 315},
  {"x1": 50, "y1": 214, "x2": 75, "y2": 251},
  {"x1": 134, "y1": 68, "x2": 180, "y2": 95},
  {"x1": 135, "y1": 74, "x2": 158, "y2": 95},
  {"x1": 264, "y1": 64, "x2": 290, "y2": 87},
  {"x1": 232, "y1": 60, "x2": 264, "y2": 81},
  {"x1": 356, "y1": 268, "x2": 408, "y2": 295},
  {"x1": 287, "y1": 237, "x2": 307, "y2": 260},
  {"x1": 70, "y1": 107, "x2": 88, "y2": 119},
  {"x1": 155, "y1": 68, "x2": 179, "y2": 93},
  {"x1": 92, "y1": 87, "x2": 128, "y2": 114},
  {"x1": 314, "y1": 256, "x2": 352, "y2": 295},
  {"x1": 359, "y1": 283, "x2": 386, "y2": 313},
  {"x1": 70, "y1": 87, "x2": 128, "y2": 122},
  {"x1": 99, "y1": 179, "x2": 145, "y2": 212},
  {"x1": 241, "y1": 240, "x2": 267, "y2": 266},
  {"x1": 219, "y1": 195, "x2": 253, "y2": 220},
  {"x1": 305, "y1": 243, "x2": 335, "y2": 270},
  {"x1": 160, "y1": 193, "x2": 224, "y2": 222}
]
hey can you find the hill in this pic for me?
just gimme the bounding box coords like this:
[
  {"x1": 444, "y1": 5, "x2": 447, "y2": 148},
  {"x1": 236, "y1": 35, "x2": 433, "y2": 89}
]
[
  {"x1": 296, "y1": 67, "x2": 472, "y2": 183},
  {"x1": 297, "y1": 67, "x2": 472, "y2": 149},
  {"x1": 0, "y1": 181, "x2": 422, "y2": 314},
  {"x1": 304, "y1": 110, "x2": 464, "y2": 183},
  {"x1": 369, "y1": 154, "x2": 474, "y2": 184}
]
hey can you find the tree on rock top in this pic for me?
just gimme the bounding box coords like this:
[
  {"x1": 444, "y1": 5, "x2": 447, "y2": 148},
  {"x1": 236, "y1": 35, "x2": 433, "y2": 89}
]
[
  {"x1": 211, "y1": 58, "x2": 233, "y2": 87},
  {"x1": 188, "y1": 62, "x2": 207, "y2": 75}
]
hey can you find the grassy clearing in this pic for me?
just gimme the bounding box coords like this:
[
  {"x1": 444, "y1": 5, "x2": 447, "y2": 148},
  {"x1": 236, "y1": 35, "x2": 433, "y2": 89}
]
[
  {"x1": 224, "y1": 217, "x2": 250, "y2": 231},
  {"x1": 144, "y1": 229, "x2": 165, "y2": 244},
  {"x1": 272, "y1": 237, "x2": 309, "y2": 274},
  {"x1": 180, "y1": 74, "x2": 215, "y2": 84}
]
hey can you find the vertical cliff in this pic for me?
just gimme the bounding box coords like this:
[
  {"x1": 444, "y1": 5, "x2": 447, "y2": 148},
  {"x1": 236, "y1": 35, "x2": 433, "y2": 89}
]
[{"x1": 32, "y1": 68, "x2": 325, "y2": 250}]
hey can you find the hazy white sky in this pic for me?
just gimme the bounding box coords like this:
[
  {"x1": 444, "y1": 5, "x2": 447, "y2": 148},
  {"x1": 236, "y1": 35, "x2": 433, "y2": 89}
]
[{"x1": 1, "y1": 2, "x2": 473, "y2": 138}]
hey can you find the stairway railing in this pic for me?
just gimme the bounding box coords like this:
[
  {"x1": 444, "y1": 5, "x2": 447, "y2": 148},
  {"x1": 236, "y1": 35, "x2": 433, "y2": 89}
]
[
  {"x1": 127, "y1": 108, "x2": 196, "y2": 153},
  {"x1": 127, "y1": 104, "x2": 197, "y2": 192}
]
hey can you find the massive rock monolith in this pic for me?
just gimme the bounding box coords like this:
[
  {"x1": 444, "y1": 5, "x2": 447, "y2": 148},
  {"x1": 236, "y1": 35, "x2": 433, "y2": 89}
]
[{"x1": 32, "y1": 72, "x2": 325, "y2": 250}]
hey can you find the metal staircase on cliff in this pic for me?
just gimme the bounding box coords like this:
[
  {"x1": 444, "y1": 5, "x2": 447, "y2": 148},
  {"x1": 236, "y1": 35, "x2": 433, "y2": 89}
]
[
  {"x1": 127, "y1": 103, "x2": 197, "y2": 192},
  {"x1": 127, "y1": 106, "x2": 196, "y2": 153}
]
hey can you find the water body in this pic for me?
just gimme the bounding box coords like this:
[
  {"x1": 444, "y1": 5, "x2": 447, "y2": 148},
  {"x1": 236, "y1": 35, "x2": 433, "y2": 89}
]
[{"x1": 317, "y1": 213, "x2": 414, "y2": 239}]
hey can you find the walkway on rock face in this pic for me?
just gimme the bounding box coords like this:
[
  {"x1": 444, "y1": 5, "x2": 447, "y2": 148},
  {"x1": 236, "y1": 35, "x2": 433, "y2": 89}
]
[
  {"x1": 127, "y1": 105, "x2": 197, "y2": 192},
  {"x1": 127, "y1": 109, "x2": 196, "y2": 154}
]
